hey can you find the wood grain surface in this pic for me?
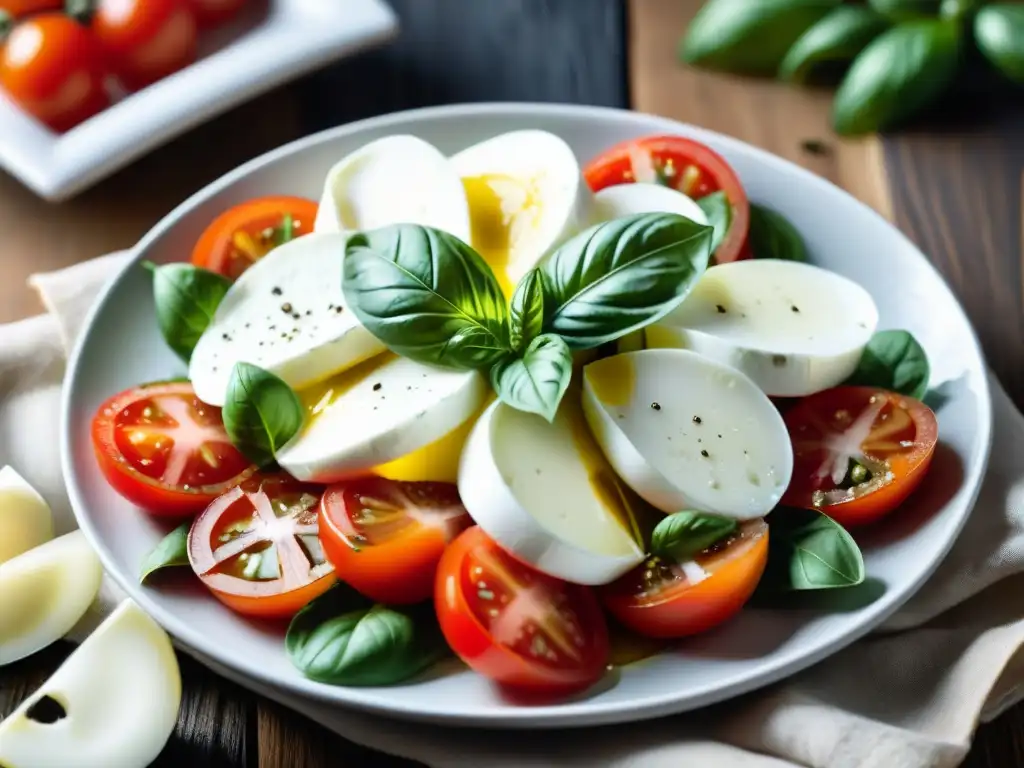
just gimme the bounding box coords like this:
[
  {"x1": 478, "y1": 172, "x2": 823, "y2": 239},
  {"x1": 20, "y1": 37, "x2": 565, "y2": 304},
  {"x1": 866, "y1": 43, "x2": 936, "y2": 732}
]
[{"x1": 1, "y1": 0, "x2": 1022, "y2": 766}]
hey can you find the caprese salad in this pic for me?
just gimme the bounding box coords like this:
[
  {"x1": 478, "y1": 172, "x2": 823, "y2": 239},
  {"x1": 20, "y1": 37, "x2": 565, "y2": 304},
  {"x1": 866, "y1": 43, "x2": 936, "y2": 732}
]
[{"x1": 91, "y1": 130, "x2": 938, "y2": 699}]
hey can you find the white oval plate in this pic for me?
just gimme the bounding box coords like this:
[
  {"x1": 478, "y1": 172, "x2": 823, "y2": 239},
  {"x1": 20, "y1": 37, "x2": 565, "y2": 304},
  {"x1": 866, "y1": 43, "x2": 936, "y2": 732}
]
[{"x1": 62, "y1": 103, "x2": 991, "y2": 728}]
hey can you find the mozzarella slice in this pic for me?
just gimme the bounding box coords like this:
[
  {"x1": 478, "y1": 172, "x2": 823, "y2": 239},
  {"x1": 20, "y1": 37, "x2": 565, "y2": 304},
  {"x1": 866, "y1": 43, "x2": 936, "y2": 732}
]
[
  {"x1": 646, "y1": 259, "x2": 879, "y2": 397},
  {"x1": 0, "y1": 466, "x2": 53, "y2": 565},
  {"x1": 313, "y1": 134, "x2": 471, "y2": 241},
  {"x1": 592, "y1": 182, "x2": 708, "y2": 226},
  {"x1": 0, "y1": 600, "x2": 181, "y2": 768},
  {"x1": 0, "y1": 531, "x2": 103, "y2": 666},
  {"x1": 582, "y1": 349, "x2": 793, "y2": 520},
  {"x1": 458, "y1": 395, "x2": 645, "y2": 586},
  {"x1": 451, "y1": 130, "x2": 594, "y2": 296},
  {"x1": 188, "y1": 232, "x2": 386, "y2": 407},
  {"x1": 276, "y1": 353, "x2": 488, "y2": 483}
]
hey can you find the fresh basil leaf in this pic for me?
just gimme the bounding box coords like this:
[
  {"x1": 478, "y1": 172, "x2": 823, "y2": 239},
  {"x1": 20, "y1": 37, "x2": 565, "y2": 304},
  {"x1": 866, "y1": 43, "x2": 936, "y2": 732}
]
[
  {"x1": 145, "y1": 261, "x2": 231, "y2": 363},
  {"x1": 223, "y1": 362, "x2": 304, "y2": 467},
  {"x1": 845, "y1": 329, "x2": 930, "y2": 399},
  {"x1": 749, "y1": 204, "x2": 808, "y2": 261},
  {"x1": 696, "y1": 191, "x2": 732, "y2": 258},
  {"x1": 764, "y1": 508, "x2": 865, "y2": 590},
  {"x1": 868, "y1": 0, "x2": 941, "y2": 22},
  {"x1": 780, "y1": 6, "x2": 890, "y2": 85},
  {"x1": 286, "y1": 584, "x2": 447, "y2": 686},
  {"x1": 539, "y1": 213, "x2": 711, "y2": 350},
  {"x1": 342, "y1": 224, "x2": 511, "y2": 369},
  {"x1": 651, "y1": 511, "x2": 737, "y2": 563},
  {"x1": 490, "y1": 334, "x2": 573, "y2": 422},
  {"x1": 680, "y1": 0, "x2": 841, "y2": 75},
  {"x1": 139, "y1": 523, "x2": 190, "y2": 583},
  {"x1": 832, "y1": 20, "x2": 959, "y2": 136},
  {"x1": 509, "y1": 269, "x2": 545, "y2": 352},
  {"x1": 975, "y1": 4, "x2": 1024, "y2": 83}
]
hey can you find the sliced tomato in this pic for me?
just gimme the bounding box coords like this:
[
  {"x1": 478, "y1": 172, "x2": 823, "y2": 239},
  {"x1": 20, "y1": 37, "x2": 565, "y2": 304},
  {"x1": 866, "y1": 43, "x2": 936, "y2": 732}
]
[
  {"x1": 319, "y1": 477, "x2": 471, "y2": 605},
  {"x1": 0, "y1": 1, "x2": 62, "y2": 18},
  {"x1": 782, "y1": 386, "x2": 938, "y2": 527},
  {"x1": 600, "y1": 519, "x2": 768, "y2": 639},
  {"x1": 92, "y1": 0, "x2": 197, "y2": 91},
  {"x1": 191, "y1": 196, "x2": 319, "y2": 280},
  {"x1": 91, "y1": 381, "x2": 256, "y2": 517},
  {"x1": 435, "y1": 526, "x2": 609, "y2": 694},
  {"x1": 583, "y1": 134, "x2": 751, "y2": 264},
  {"x1": 188, "y1": 475, "x2": 335, "y2": 618},
  {"x1": 186, "y1": 0, "x2": 247, "y2": 27}
]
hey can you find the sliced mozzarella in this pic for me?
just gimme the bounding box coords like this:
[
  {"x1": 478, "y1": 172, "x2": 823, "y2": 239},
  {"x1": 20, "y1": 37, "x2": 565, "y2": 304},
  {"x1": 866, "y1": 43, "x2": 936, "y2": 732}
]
[
  {"x1": 458, "y1": 395, "x2": 645, "y2": 586},
  {"x1": 451, "y1": 130, "x2": 594, "y2": 295},
  {"x1": 582, "y1": 349, "x2": 792, "y2": 520},
  {"x1": 646, "y1": 259, "x2": 879, "y2": 397},
  {"x1": 592, "y1": 182, "x2": 708, "y2": 226},
  {"x1": 188, "y1": 232, "x2": 386, "y2": 407},
  {"x1": 0, "y1": 600, "x2": 180, "y2": 768},
  {"x1": 313, "y1": 134, "x2": 471, "y2": 240},
  {"x1": 276, "y1": 353, "x2": 488, "y2": 483},
  {"x1": 0, "y1": 466, "x2": 53, "y2": 565},
  {"x1": 0, "y1": 531, "x2": 103, "y2": 665}
]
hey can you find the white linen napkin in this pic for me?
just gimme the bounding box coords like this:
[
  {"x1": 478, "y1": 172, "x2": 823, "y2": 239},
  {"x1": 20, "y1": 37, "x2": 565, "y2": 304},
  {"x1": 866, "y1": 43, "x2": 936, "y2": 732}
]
[{"x1": 6, "y1": 251, "x2": 1024, "y2": 768}]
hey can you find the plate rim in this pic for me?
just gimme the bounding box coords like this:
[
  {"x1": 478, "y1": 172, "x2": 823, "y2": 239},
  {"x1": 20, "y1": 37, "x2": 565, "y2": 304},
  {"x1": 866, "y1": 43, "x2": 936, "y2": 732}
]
[{"x1": 61, "y1": 101, "x2": 994, "y2": 728}]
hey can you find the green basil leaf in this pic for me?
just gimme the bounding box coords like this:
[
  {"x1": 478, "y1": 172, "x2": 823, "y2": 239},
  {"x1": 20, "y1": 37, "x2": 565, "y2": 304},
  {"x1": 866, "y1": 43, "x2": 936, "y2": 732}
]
[
  {"x1": 696, "y1": 191, "x2": 732, "y2": 258},
  {"x1": 490, "y1": 334, "x2": 573, "y2": 422},
  {"x1": 845, "y1": 329, "x2": 930, "y2": 399},
  {"x1": 764, "y1": 508, "x2": 865, "y2": 590},
  {"x1": 539, "y1": 213, "x2": 712, "y2": 350},
  {"x1": 145, "y1": 262, "x2": 231, "y2": 363},
  {"x1": 650, "y1": 511, "x2": 737, "y2": 563},
  {"x1": 780, "y1": 6, "x2": 890, "y2": 85},
  {"x1": 680, "y1": 0, "x2": 841, "y2": 75},
  {"x1": 342, "y1": 224, "x2": 511, "y2": 369},
  {"x1": 975, "y1": 4, "x2": 1024, "y2": 83},
  {"x1": 509, "y1": 269, "x2": 545, "y2": 352},
  {"x1": 749, "y1": 204, "x2": 808, "y2": 261},
  {"x1": 833, "y1": 20, "x2": 959, "y2": 136},
  {"x1": 139, "y1": 523, "x2": 190, "y2": 583},
  {"x1": 286, "y1": 585, "x2": 447, "y2": 686},
  {"x1": 868, "y1": 0, "x2": 941, "y2": 22},
  {"x1": 222, "y1": 362, "x2": 304, "y2": 467}
]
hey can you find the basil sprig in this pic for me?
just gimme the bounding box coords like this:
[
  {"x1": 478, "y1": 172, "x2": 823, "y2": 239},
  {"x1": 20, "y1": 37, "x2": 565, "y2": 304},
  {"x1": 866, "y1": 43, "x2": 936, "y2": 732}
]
[
  {"x1": 509, "y1": 269, "x2": 545, "y2": 352},
  {"x1": 780, "y1": 6, "x2": 890, "y2": 85},
  {"x1": 139, "y1": 523, "x2": 190, "y2": 583},
  {"x1": 286, "y1": 584, "x2": 447, "y2": 686},
  {"x1": 869, "y1": 0, "x2": 941, "y2": 22},
  {"x1": 763, "y1": 508, "x2": 866, "y2": 591},
  {"x1": 222, "y1": 362, "x2": 304, "y2": 467},
  {"x1": 845, "y1": 330, "x2": 930, "y2": 399},
  {"x1": 490, "y1": 335, "x2": 573, "y2": 422},
  {"x1": 145, "y1": 262, "x2": 231, "y2": 362},
  {"x1": 651, "y1": 511, "x2": 737, "y2": 563},
  {"x1": 975, "y1": 4, "x2": 1024, "y2": 83},
  {"x1": 749, "y1": 204, "x2": 808, "y2": 262},
  {"x1": 696, "y1": 191, "x2": 732, "y2": 257}
]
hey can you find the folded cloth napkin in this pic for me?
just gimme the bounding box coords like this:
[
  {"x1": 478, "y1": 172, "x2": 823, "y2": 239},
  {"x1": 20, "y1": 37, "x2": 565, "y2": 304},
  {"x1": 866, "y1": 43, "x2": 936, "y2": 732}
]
[{"x1": 5, "y1": 252, "x2": 1024, "y2": 768}]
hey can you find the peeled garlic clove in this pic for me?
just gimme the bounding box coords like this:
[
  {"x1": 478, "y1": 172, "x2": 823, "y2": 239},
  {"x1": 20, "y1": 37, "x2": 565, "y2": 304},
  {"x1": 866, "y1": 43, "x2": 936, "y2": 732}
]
[{"x1": 0, "y1": 466, "x2": 53, "y2": 565}]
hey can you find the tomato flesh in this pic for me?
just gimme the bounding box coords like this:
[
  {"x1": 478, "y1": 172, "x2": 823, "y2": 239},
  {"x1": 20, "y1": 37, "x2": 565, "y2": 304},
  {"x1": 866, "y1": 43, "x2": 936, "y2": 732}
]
[
  {"x1": 435, "y1": 526, "x2": 609, "y2": 694},
  {"x1": 91, "y1": 381, "x2": 255, "y2": 516},
  {"x1": 92, "y1": 0, "x2": 198, "y2": 91},
  {"x1": 600, "y1": 519, "x2": 768, "y2": 639},
  {"x1": 188, "y1": 475, "x2": 335, "y2": 618},
  {"x1": 783, "y1": 386, "x2": 938, "y2": 527},
  {"x1": 187, "y1": 0, "x2": 247, "y2": 27}
]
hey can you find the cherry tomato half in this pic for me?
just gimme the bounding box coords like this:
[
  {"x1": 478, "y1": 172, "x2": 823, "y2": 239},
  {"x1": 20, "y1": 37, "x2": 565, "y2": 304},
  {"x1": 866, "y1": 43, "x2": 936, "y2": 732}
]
[
  {"x1": 0, "y1": 1, "x2": 62, "y2": 17},
  {"x1": 188, "y1": 475, "x2": 336, "y2": 618},
  {"x1": 186, "y1": 0, "x2": 247, "y2": 28},
  {"x1": 92, "y1": 381, "x2": 256, "y2": 517},
  {"x1": 191, "y1": 196, "x2": 319, "y2": 280},
  {"x1": 435, "y1": 526, "x2": 609, "y2": 694},
  {"x1": 583, "y1": 135, "x2": 751, "y2": 264},
  {"x1": 0, "y1": 14, "x2": 110, "y2": 133},
  {"x1": 319, "y1": 477, "x2": 472, "y2": 605},
  {"x1": 600, "y1": 519, "x2": 768, "y2": 639},
  {"x1": 782, "y1": 386, "x2": 938, "y2": 527},
  {"x1": 92, "y1": 0, "x2": 197, "y2": 91}
]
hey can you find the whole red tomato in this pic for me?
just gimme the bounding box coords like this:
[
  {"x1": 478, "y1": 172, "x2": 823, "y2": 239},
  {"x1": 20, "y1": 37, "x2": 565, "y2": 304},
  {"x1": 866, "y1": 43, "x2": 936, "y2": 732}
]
[{"x1": 92, "y1": 0, "x2": 197, "y2": 91}]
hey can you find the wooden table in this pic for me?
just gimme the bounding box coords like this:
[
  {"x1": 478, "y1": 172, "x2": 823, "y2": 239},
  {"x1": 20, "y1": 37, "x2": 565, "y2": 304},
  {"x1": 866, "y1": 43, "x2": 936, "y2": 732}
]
[{"x1": 2, "y1": 1, "x2": 1022, "y2": 765}]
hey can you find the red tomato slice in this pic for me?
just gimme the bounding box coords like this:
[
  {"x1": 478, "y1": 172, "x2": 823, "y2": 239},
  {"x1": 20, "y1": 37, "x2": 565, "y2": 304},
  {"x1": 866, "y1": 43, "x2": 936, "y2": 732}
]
[
  {"x1": 188, "y1": 475, "x2": 335, "y2": 618},
  {"x1": 92, "y1": 0, "x2": 198, "y2": 91},
  {"x1": 191, "y1": 196, "x2": 319, "y2": 280},
  {"x1": 435, "y1": 526, "x2": 609, "y2": 694},
  {"x1": 583, "y1": 134, "x2": 751, "y2": 264},
  {"x1": 186, "y1": 0, "x2": 247, "y2": 28},
  {"x1": 600, "y1": 519, "x2": 768, "y2": 639},
  {"x1": 782, "y1": 386, "x2": 938, "y2": 527},
  {"x1": 91, "y1": 381, "x2": 256, "y2": 517},
  {"x1": 319, "y1": 477, "x2": 472, "y2": 605}
]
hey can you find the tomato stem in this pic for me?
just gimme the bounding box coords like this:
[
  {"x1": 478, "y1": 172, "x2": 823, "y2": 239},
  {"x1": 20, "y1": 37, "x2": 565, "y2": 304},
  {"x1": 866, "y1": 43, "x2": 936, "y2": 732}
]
[{"x1": 64, "y1": 0, "x2": 95, "y2": 24}]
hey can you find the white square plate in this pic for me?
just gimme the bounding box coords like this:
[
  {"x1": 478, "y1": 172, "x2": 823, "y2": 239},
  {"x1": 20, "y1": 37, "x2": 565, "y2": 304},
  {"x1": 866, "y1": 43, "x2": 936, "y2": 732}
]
[{"x1": 0, "y1": 0, "x2": 397, "y2": 201}]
